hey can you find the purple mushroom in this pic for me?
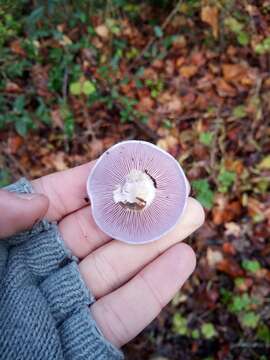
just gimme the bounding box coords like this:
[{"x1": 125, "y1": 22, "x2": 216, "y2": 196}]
[{"x1": 87, "y1": 140, "x2": 190, "y2": 244}]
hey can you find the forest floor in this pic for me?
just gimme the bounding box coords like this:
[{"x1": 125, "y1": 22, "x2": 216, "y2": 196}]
[{"x1": 0, "y1": 1, "x2": 270, "y2": 359}]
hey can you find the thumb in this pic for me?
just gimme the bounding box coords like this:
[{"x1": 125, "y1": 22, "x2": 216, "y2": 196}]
[{"x1": 0, "y1": 189, "x2": 49, "y2": 238}]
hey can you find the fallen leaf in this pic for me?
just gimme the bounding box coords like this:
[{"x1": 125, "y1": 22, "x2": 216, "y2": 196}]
[
  {"x1": 10, "y1": 39, "x2": 26, "y2": 56},
  {"x1": 51, "y1": 109, "x2": 64, "y2": 128},
  {"x1": 216, "y1": 78, "x2": 237, "y2": 97},
  {"x1": 201, "y1": 6, "x2": 219, "y2": 39},
  {"x1": 212, "y1": 195, "x2": 242, "y2": 225},
  {"x1": 7, "y1": 135, "x2": 24, "y2": 154},
  {"x1": 222, "y1": 242, "x2": 237, "y2": 255},
  {"x1": 258, "y1": 155, "x2": 270, "y2": 169},
  {"x1": 95, "y1": 24, "x2": 110, "y2": 39},
  {"x1": 5, "y1": 81, "x2": 22, "y2": 93},
  {"x1": 222, "y1": 64, "x2": 247, "y2": 82},
  {"x1": 179, "y1": 65, "x2": 198, "y2": 78},
  {"x1": 136, "y1": 97, "x2": 154, "y2": 112},
  {"x1": 157, "y1": 135, "x2": 179, "y2": 153},
  {"x1": 217, "y1": 258, "x2": 244, "y2": 277}
]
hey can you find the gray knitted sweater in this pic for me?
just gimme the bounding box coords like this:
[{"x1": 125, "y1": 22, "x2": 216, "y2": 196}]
[{"x1": 0, "y1": 178, "x2": 124, "y2": 360}]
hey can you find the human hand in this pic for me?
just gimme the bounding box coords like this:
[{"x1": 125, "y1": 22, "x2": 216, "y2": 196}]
[{"x1": 1, "y1": 161, "x2": 204, "y2": 348}]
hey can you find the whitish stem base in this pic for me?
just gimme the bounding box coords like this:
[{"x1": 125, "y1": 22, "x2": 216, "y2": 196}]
[{"x1": 113, "y1": 169, "x2": 156, "y2": 210}]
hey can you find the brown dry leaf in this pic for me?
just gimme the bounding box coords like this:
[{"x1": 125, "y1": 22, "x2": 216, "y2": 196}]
[
  {"x1": 5, "y1": 81, "x2": 22, "y2": 93},
  {"x1": 222, "y1": 64, "x2": 247, "y2": 82},
  {"x1": 95, "y1": 24, "x2": 110, "y2": 39},
  {"x1": 217, "y1": 258, "x2": 244, "y2": 277},
  {"x1": 247, "y1": 197, "x2": 265, "y2": 219},
  {"x1": 31, "y1": 64, "x2": 51, "y2": 99},
  {"x1": 157, "y1": 135, "x2": 178, "y2": 153},
  {"x1": 216, "y1": 78, "x2": 237, "y2": 97},
  {"x1": 212, "y1": 195, "x2": 242, "y2": 225},
  {"x1": 51, "y1": 152, "x2": 68, "y2": 171},
  {"x1": 7, "y1": 135, "x2": 24, "y2": 154},
  {"x1": 10, "y1": 39, "x2": 26, "y2": 56},
  {"x1": 201, "y1": 6, "x2": 219, "y2": 39},
  {"x1": 179, "y1": 65, "x2": 198, "y2": 79},
  {"x1": 136, "y1": 97, "x2": 154, "y2": 112},
  {"x1": 166, "y1": 95, "x2": 183, "y2": 113},
  {"x1": 51, "y1": 109, "x2": 64, "y2": 129},
  {"x1": 222, "y1": 242, "x2": 237, "y2": 255}
]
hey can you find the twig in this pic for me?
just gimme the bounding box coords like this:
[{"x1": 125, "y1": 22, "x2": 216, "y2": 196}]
[
  {"x1": 62, "y1": 67, "x2": 69, "y2": 101},
  {"x1": 129, "y1": 0, "x2": 183, "y2": 70}
]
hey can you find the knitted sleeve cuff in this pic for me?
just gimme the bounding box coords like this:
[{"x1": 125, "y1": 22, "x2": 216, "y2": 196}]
[{"x1": 2, "y1": 178, "x2": 124, "y2": 360}]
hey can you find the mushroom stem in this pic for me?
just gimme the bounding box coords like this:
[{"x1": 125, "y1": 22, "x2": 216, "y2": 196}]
[{"x1": 113, "y1": 169, "x2": 156, "y2": 210}]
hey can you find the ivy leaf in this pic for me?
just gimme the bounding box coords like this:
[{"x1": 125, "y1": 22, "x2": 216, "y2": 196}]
[
  {"x1": 154, "y1": 26, "x2": 163, "y2": 38},
  {"x1": 240, "y1": 312, "x2": 260, "y2": 329},
  {"x1": 82, "y1": 80, "x2": 96, "y2": 95},
  {"x1": 201, "y1": 323, "x2": 217, "y2": 339},
  {"x1": 172, "y1": 314, "x2": 188, "y2": 335},
  {"x1": 199, "y1": 131, "x2": 214, "y2": 146},
  {"x1": 217, "y1": 168, "x2": 236, "y2": 193},
  {"x1": 233, "y1": 105, "x2": 246, "y2": 118},
  {"x1": 242, "y1": 259, "x2": 261, "y2": 273},
  {"x1": 192, "y1": 179, "x2": 214, "y2": 209},
  {"x1": 69, "y1": 82, "x2": 81, "y2": 95}
]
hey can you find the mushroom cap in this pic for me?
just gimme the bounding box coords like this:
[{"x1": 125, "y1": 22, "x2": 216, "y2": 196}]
[{"x1": 87, "y1": 140, "x2": 190, "y2": 244}]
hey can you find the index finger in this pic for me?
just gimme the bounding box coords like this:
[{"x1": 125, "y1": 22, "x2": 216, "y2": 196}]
[{"x1": 32, "y1": 161, "x2": 94, "y2": 221}]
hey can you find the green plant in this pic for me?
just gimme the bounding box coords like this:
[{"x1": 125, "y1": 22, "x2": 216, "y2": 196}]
[
  {"x1": 232, "y1": 105, "x2": 247, "y2": 118},
  {"x1": 240, "y1": 312, "x2": 260, "y2": 329},
  {"x1": 172, "y1": 314, "x2": 188, "y2": 335},
  {"x1": 218, "y1": 168, "x2": 236, "y2": 193},
  {"x1": 255, "y1": 37, "x2": 270, "y2": 55},
  {"x1": 257, "y1": 324, "x2": 270, "y2": 344},
  {"x1": 224, "y1": 16, "x2": 249, "y2": 46},
  {"x1": 192, "y1": 179, "x2": 214, "y2": 209},
  {"x1": 199, "y1": 131, "x2": 214, "y2": 146},
  {"x1": 0, "y1": 168, "x2": 11, "y2": 187},
  {"x1": 242, "y1": 259, "x2": 261, "y2": 273},
  {"x1": 201, "y1": 323, "x2": 217, "y2": 339}
]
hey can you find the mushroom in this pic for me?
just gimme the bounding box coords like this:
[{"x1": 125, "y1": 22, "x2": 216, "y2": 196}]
[{"x1": 87, "y1": 140, "x2": 190, "y2": 244}]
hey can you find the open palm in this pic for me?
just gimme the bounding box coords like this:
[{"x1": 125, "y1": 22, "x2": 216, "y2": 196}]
[{"x1": 31, "y1": 161, "x2": 204, "y2": 348}]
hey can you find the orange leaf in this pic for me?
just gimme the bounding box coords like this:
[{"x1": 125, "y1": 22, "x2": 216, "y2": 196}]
[
  {"x1": 201, "y1": 6, "x2": 219, "y2": 39},
  {"x1": 10, "y1": 40, "x2": 26, "y2": 57},
  {"x1": 222, "y1": 64, "x2": 247, "y2": 81},
  {"x1": 179, "y1": 65, "x2": 198, "y2": 79}
]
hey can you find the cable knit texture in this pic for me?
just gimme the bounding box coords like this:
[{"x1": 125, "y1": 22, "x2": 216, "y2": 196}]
[{"x1": 0, "y1": 178, "x2": 123, "y2": 360}]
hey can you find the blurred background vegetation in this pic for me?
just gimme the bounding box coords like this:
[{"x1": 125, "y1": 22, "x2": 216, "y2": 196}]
[{"x1": 0, "y1": 1, "x2": 270, "y2": 359}]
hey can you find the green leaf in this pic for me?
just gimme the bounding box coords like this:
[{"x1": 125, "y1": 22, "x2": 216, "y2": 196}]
[
  {"x1": 82, "y1": 80, "x2": 96, "y2": 96},
  {"x1": 199, "y1": 131, "x2": 214, "y2": 146},
  {"x1": 224, "y1": 17, "x2": 243, "y2": 33},
  {"x1": 191, "y1": 329, "x2": 200, "y2": 339},
  {"x1": 201, "y1": 323, "x2": 217, "y2": 339},
  {"x1": 237, "y1": 31, "x2": 249, "y2": 46},
  {"x1": 233, "y1": 105, "x2": 247, "y2": 118},
  {"x1": 69, "y1": 82, "x2": 81, "y2": 95},
  {"x1": 154, "y1": 26, "x2": 163, "y2": 38},
  {"x1": 14, "y1": 95, "x2": 25, "y2": 113},
  {"x1": 258, "y1": 155, "x2": 270, "y2": 169},
  {"x1": 172, "y1": 314, "x2": 188, "y2": 335},
  {"x1": 242, "y1": 259, "x2": 261, "y2": 273},
  {"x1": 217, "y1": 168, "x2": 236, "y2": 193},
  {"x1": 241, "y1": 312, "x2": 260, "y2": 329},
  {"x1": 229, "y1": 293, "x2": 251, "y2": 313},
  {"x1": 0, "y1": 169, "x2": 11, "y2": 187},
  {"x1": 257, "y1": 324, "x2": 270, "y2": 344},
  {"x1": 192, "y1": 179, "x2": 214, "y2": 209}
]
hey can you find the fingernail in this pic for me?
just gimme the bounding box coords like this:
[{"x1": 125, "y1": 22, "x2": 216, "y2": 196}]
[{"x1": 15, "y1": 193, "x2": 37, "y2": 200}]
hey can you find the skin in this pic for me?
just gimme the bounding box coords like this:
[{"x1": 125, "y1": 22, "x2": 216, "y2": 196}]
[{"x1": 0, "y1": 161, "x2": 205, "y2": 348}]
